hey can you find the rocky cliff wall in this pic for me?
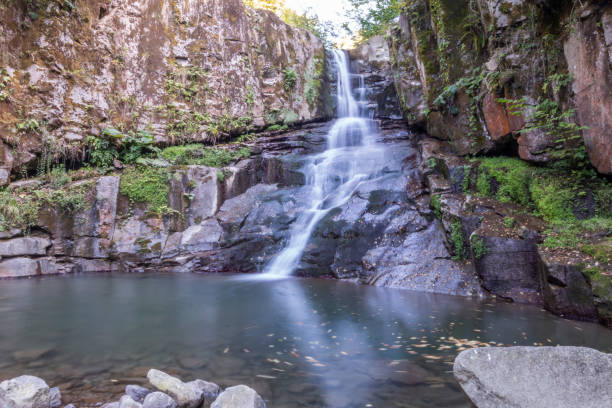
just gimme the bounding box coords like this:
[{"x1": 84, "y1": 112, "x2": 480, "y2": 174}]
[
  {"x1": 0, "y1": 0, "x2": 332, "y2": 185},
  {"x1": 386, "y1": 0, "x2": 611, "y2": 173}
]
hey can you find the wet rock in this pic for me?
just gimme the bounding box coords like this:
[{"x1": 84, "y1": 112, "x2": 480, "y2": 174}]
[
  {"x1": 0, "y1": 388, "x2": 17, "y2": 408},
  {"x1": 146, "y1": 369, "x2": 203, "y2": 408},
  {"x1": 210, "y1": 385, "x2": 265, "y2": 408},
  {"x1": 119, "y1": 395, "x2": 142, "y2": 408},
  {"x1": 348, "y1": 35, "x2": 402, "y2": 119},
  {"x1": 0, "y1": 258, "x2": 40, "y2": 278},
  {"x1": 125, "y1": 385, "x2": 151, "y2": 403},
  {"x1": 185, "y1": 380, "x2": 220, "y2": 407},
  {"x1": 101, "y1": 402, "x2": 120, "y2": 408},
  {"x1": 64, "y1": 404, "x2": 76, "y2": 408},
  {"x1": 142, "y1": 392, "x2": 177, "y2": 408},
  {"x1": 538, "y1": 252, "x2": 597, "y2": 321},
  {"x1": 49, "y1": 387, "x2": 62, "y2": 408},
  {"x1": 472, "y1": 235, "x2": 542, "y2": 303},
  {"x1": 454, "y1": 346, "x2": 612, "y2": 408},
  {"x1": 0, "y1": 375, "x2": 51, "y2": 408},
  {"x1": 0, "y1": 236, "x2": 51, "y2": 257}
]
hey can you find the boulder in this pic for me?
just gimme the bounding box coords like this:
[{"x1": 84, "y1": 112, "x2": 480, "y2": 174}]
[
  {"x1": 100, "y1": 403, "x2": 120, "y2": 408},
  {"x1": 125, "y1": 385, "x2": 151, "y2": 403},
  {"x1": 119, "y1": 395, "x2": 143, "y2": 408},
  {"x1": 49, "y1": 387, "x2": 62, "y2": 408},
  {"x1": 210, "y1": 385, "x2": 266, "y2": 408},
  {"x1": 142, "y1": 392, "x2": 177, "y2": 408},
  {"x1": 538, "y1": 254, "x2": 597, "y2": 321},
  {"x1": 0, "y1": 375, "x2": 51, "y2": 408},
  {"x1": 0, "y1": 236, "x2": 51, "y2": 257},
  {"x1": 454, "y1": 346, "x2": 612, "y2": 408},
  {"x1": 0, "y1": 388, "x2": 17, "y2": 408},
  {"x1": 185, "y1": 380, "x2": 220, "y2": 407},
  {"x1": 146, "y1": 370, "x2": 203, "y2": 408}
]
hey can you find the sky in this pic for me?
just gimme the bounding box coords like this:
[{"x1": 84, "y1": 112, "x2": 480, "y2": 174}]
[
  {"x1": 285, "y1": 0, "x2": 355, "y2": 44},
  {"x1": 285, "y1": 0, "x2": 351, "y2": 25}
]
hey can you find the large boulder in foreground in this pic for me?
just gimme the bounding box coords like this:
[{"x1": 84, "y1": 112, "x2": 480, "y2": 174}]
[
  {"x1": 210, "y1": 385, "x2": 265, "y2": 408},
  {"x1": 453, "y1": 347, "x2": 612, "y2": 408},
  {"x1": 0, "y1": 375, "x2": 53, "y2": 408}
]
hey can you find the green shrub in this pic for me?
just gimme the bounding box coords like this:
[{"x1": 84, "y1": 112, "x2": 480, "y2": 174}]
[
  {"x1": 470, "y1": 235, "x2": 489, "y2": 260},
  {"x1": 266, "y1": 124, "x2": 289, "y2": 132},
  {"x1": 450, "y1": 220, "x2": 467, "y2": 260},
  {"x1": 461, "y1": 165, "x2": 471, "y2": 193},
  {"x1": 503, "y1": 216, "x2": 515, "y2": 228},
  {"x1": 160, "y1": 144, "x2": 250, "y2": 167},
  {"x1": 0, "y1": 190, "x2": 39, "y2": 232},
  {"x1": 430, "y1": 194, "x2": 442, "y2": 220},
  {"x1": 282, "y1": 68, "x2": 298, "y2": 92},
  {"x1": 476, "y1": 171, "x2": 490, "y2": 196}
]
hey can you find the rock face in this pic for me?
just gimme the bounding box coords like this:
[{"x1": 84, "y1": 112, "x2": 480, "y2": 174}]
[
  {"x1": 348, "y1": 36, "x2": 402, "y2": 119},
  {"x1": 0, "y1": 0, "x2": 331, "y2": 181},
  {"x1": 0, "y1": 375, "x2": 55, "y2": 408},
  {"x1": 386, "y1": 0, "x2": 612, "y2": 174},
  {"x1": 210, "y1": 386, "x2": 265, "y2": 408},
  {"x1": 564, "y1": 3, "x2": 612, "y2": 174},
  {"x1": 454, "y1": 346, "x2": 612, "y2": 408}
]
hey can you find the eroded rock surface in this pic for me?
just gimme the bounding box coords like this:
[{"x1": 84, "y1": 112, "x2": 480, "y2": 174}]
[
  {"x1": 454, "y1": 347, "x2": 612, "y2": 408},
  {"x1": 0, "y1": 0, "x2": 331, "y2": 181}
]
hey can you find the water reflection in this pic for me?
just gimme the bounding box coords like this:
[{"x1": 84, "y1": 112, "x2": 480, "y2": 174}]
[{"x1": 0, "y1": 274, "x2": 611, "y2": 407}]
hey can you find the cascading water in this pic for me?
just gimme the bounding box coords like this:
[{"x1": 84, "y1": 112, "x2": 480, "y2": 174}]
[{"x1": 261, "y1": 49, "x2": 385, "y2": 278}]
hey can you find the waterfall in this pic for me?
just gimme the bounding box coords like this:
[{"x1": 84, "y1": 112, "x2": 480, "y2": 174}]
[{"x1": 260, "y1": 49, "x2": 378, "y2": 278}]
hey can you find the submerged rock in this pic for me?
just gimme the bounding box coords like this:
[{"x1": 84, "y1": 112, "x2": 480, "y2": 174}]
[
  {"x1": 210, "y1": 385, "x2": 266, "y2": 408},
  {"x1": 453, "y1": 346, "x2": 612, "y2": 408},
  {"x1": 146, "y1": 370, "x2": 203, "y2": 408},
  {"x1": 0, "y1": 375, "x2": 52, "y2": 408}
]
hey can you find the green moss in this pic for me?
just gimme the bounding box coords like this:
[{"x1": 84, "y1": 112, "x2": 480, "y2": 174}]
[
  {"x1": 504, "y1": 216, "x2": 516, "y2": 228},
  {"x1": 476, "y1": 171, "x2": 490, "y2": 196},
  {"x1": 160, "y1": 144, "x2": 250, "y2": 167},
  {"x1": 120, "y1": 166, "x2": 171, "y2": 216},
  {"x1": 478, "y1": 157, "x2": 531, "y2": 205},
  {"x1": 581, "y1": 240, "x2": 612, "y2": 264},
  {"x1": 450, "y1": 219, "x2": 467, "y2": 260},
  {"x1": 530, "y1": 175, "x2": 574, "y2": 221}
]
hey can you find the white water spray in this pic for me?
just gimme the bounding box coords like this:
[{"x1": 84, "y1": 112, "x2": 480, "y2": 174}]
[{"x1": 260, "y1": 49, "x2": 383, "y2": 278}]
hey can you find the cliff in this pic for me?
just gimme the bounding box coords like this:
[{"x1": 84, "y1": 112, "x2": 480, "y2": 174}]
[
  {"x1": 0, "y1": 0, "x2": 332, "y2": 185},
  {"x1": 386, "y1": 0, "x2": 611, "y2": 173}
]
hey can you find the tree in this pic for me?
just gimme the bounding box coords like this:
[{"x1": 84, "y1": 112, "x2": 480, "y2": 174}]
[{"x1": 344, "y1": 0, "x2": 403, "y2": 41}]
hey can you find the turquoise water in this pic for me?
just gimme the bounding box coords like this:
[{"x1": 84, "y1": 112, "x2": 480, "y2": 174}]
[{"x1": 1, "y1": 273, "x2": 611, "y2": 407}]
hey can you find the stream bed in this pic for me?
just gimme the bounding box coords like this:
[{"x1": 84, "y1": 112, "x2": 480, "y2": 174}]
[{"x1": 1, "y1": 273, "x2": 611, "y2": 407}]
